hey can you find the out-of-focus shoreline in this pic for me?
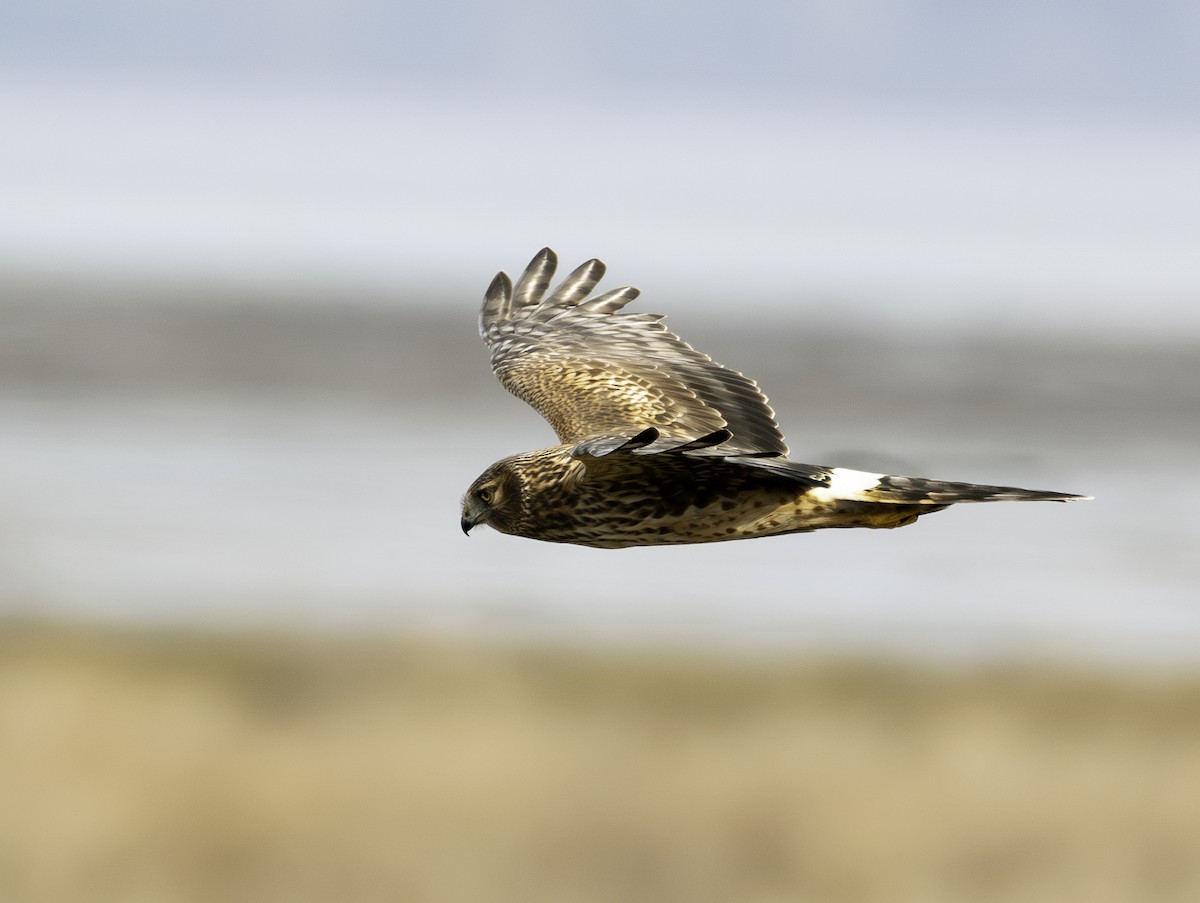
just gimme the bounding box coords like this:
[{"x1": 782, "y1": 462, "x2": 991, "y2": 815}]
[{"x1": 3, "y1": 285, "x2": 1197, "y2": 458}]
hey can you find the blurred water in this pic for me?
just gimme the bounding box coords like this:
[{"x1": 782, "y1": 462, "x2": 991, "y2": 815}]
[{"x1": 2, "y1": 302, "x2": 1197, "y2": 666}]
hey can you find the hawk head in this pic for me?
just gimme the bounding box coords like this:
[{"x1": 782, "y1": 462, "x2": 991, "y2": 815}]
[{"x1": 461, "y1": 459, "x2": 525, "y2": 537}]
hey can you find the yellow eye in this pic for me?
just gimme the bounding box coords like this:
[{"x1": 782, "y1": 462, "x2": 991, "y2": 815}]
[{"x1": 477, "y1": 488, "x2": 493, "y2": 504}]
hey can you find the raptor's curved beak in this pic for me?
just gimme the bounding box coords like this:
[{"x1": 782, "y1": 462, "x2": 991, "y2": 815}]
[{"x1": 461, "y1": 514, "x2": 476, "y2": 536}]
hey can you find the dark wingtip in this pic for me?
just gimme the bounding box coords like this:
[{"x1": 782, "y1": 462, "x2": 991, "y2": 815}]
[
  {"x1": 621, "y1": 427, "x2": 661, "y2": 450},
  {"x1": 486, "y1": 271, "x2": 512, "y2": 303},
  {"x1": 511, "y1": 248, "x2": 558, "y2": 310},
  {"x1": 480, "y1": 271, "x2": 514, "y2": 334},
  {"x1": 674, "y1": 429, "x2": 733, "y2": 452},
  {"x1": 546, "y1": 258, "x2": 607, "y2": 307}
]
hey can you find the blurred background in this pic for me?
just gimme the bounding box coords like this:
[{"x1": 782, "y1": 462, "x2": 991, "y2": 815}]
[{"x1": 2, "y1": 2, "x2": 1200, "y2": 901}]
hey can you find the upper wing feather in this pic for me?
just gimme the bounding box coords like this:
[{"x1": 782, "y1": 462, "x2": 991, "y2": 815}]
[{"x1": 479, "y1": 248, "x2": 788, "y2": 457}]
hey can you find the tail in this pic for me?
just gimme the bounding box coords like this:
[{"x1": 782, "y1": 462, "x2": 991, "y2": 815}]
[
  {"x1": 814, "y1": 467, "x2": 1091, "y2": 505},
  {"x1": 733, "y1": 457, "x2": 1091, "y2": 505}
]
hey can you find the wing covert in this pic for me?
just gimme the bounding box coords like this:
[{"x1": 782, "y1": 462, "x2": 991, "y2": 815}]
[{"x1": 479, "y1": 248, "x2": 788, "y2": 457}]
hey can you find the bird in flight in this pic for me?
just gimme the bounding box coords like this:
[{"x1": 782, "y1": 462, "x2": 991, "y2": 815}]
[{"x1": 461, "y1": 249, "x2": 1089, "y2": 548}]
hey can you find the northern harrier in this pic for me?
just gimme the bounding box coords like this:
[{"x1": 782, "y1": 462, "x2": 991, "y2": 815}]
[{"x1": 461, "y1": 249, "x2": 1088, "y2": 548}]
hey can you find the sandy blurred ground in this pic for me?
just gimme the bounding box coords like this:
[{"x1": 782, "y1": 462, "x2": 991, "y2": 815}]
[{"x1": 1, "y1": 622, "x2": 1199, "y2": 903}]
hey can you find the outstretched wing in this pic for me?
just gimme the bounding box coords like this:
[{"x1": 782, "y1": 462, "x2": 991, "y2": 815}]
[{"x1": 479, "y1": 248, "x2": 788, "y2": 457}]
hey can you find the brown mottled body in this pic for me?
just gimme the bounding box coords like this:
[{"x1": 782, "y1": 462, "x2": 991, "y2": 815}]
[{"x1": 474, "y1": 446, "x2": 941, "y2": 549}]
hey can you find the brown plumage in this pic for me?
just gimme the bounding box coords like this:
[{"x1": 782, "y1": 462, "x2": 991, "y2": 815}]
[{"x1": 461, "y1": 249, "x2": 1089, "y2": 549}]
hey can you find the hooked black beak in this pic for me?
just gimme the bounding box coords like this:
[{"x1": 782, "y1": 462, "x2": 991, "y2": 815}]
[{"x1": 461, "y1": 515, "x2": 475, "y2": 536}]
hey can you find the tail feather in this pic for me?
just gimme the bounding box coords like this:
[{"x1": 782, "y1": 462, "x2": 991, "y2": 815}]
[
  {"x1": 733, "y1": 457, "x2": 1091, "y2": 505},
  {"x1": 844, "y1": 470, "x2": 1091, "y2": 505}
]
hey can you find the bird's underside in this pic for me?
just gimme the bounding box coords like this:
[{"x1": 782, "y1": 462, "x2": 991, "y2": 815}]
[{"x1": 461, "y1": 249, "x2": 1089, "y2": 548}]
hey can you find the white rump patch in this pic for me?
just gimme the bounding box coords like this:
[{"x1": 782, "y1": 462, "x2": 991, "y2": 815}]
[{"x1": 811, "y1": 467, "x2": 885, "y2": 502}]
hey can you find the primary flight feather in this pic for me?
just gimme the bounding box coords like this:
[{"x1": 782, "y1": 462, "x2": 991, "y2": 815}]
[{"x1": 462, "y1": 248, "x2": 1089, "y2": 548}]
